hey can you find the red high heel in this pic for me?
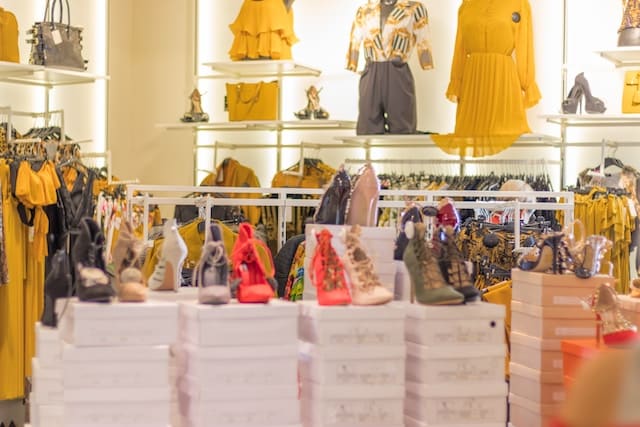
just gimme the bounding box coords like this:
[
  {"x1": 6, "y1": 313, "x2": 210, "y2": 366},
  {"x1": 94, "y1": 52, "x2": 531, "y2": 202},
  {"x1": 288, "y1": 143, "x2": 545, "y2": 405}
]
[
  {"x1": 585, "y1": 283, "x2": 638, "y2": 347},
  {"x1": 231, "y1": 223, "x2": 275, "y2": 303},
  {"x1": 310, "y1": 229, "x2": 351, "y2": 306}
]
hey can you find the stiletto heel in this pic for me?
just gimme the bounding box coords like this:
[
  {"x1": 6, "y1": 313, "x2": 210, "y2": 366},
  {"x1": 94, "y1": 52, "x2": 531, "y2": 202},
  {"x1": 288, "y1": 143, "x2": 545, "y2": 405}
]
[
  {"x1": 231, "y1": 223, "x2": 276, "y2": 303},
  {"x1": 72, "y1": 218, "x2": 115, "y2": 302},
  {"x1": 112, "y1": 220, "x2": 147, "y2": 302},
  {"x1": 561, "y1": 83, "x2": 584, "y2": 114},
  {"x1": 439, "y1": 226, "x2": 480, "y2": 303},
  {"x1": 41, "y1": 249, "x2": 73, "y2": 326},
  {"x1": 195, "y1": 224, "x2": 231, "y2": 305},
  {"x1": 346, "y1": 163, "x2": 380, "y2": 226},
  {"x1": 181, "y1": 88, "x2": 209, "y2": 122},
  {"x1": 148, "y1": 219, "x2": 187, "y2": 291},
  {"x1": 585, "y1": 283, "x2": 638, "y2": 346},
  {"x1": 310, "y1": 229, "x2": 351, "y2": 305},
  {"x1": 574, "y1": 235, "x2": 612, "y2": 279},
  {"x1": 313, "y1": 166, "x2": 351, "y2": 225},
  {"x1": 518, "y1": 233, "x2": 566, "y2": 274},
  {"x1": 575, "y1": 72, "x2": 606, "y2": 114}
]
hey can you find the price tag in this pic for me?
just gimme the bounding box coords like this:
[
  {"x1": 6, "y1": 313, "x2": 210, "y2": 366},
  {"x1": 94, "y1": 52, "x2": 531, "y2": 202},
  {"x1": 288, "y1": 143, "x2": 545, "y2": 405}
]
[
  {"x1": 52, "y1": 30, "x2": 63, "y2": 45},
  {"x1": 28, "y1": 226, "x2": 35, "y2": 242}
]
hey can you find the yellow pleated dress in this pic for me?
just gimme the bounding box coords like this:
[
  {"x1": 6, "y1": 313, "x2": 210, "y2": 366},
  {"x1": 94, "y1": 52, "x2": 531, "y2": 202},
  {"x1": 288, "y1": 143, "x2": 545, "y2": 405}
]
[
  {"x1": 432, "y1": 0, "x2": 541, "y2": 157},
  {"x1": 229, "y1": 0, "x2": 298, "y2": 60}
]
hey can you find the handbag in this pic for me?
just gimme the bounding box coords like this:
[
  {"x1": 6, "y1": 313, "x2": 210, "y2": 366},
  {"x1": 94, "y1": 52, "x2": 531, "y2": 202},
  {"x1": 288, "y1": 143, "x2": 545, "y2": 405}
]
[
  {"x1": 0, "y1": 7, "x2": 19, "y2": 62},
  {"x1": 623, "y1": 70, "x2": 640, "y2": 113},
  {"x1": 226, "y1": 81, "x2": 279, "y2": 121},
  {"x1": 28, "y1": 0, "x2": 87, "y2": 70}
]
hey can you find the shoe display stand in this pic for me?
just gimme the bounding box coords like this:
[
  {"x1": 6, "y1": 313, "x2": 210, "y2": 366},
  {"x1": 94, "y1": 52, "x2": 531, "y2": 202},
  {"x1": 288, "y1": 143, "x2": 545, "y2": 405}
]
[
  {"x1": 176, "y1": 300, "x2": 300, "y2": 427},
  {"x1": 302, "y1": 225, "x2": 396, "y2": 301},
  {"x1": 404, "y1": 302, "x2": 508, "y2": 427},
  {"x1": 35, "y1": 299, "x2": 179, "y2": 427},
  {"x1": 509, "y1": 269, "x2": 604, "y2": 427},
  {"x1": 297, "y1": 301, "x2": 406, "y2": 427}
]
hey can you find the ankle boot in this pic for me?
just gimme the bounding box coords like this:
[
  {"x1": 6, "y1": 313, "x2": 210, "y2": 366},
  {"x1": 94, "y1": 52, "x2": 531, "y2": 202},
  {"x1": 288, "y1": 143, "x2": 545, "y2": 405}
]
[
  {"x1": 72, "y1": 217, "x2": 115, "y2": 302},
  {"x1": 112, "y1": 220, "x2": 147, "y2": 302},
  {"x1": 148, "y1": 219, "x2": 187, "y2": 291},
  {"x1": 342, "y1": 225, "x2": 393, "y2": 305},
  {"x1": 195, "y1": 224, "x2": 231, "y2": 305},
  {"x1": 310, "y1": 229, "x2": 351, "y2": 305},
  {"x1": 313, "y1": 167, "x2": 351, "y2": 225},
  {"x1": 403, "y1": 222, "x2": 464, "y2": 305},
  {"x1": 438, "y1": 226, "x2": 480, "y2": 303},
  {"x1": 346, "y1": 163, "x2": 379, "y2": 226},
  {"x1": 41, "y1": 249, "x2": 72, "y2": 327}
]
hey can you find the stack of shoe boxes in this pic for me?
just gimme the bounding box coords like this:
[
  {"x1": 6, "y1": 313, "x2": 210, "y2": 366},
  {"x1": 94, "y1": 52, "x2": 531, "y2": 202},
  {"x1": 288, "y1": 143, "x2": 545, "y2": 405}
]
[
  {"x1": 404, "y1": 303, "x2": 508, "y2": 427},
  {"x1": 177, "y1": 300, "x2": 300, "y2": 427},
  {"x1": 30, "y1": 322, "x2": 64, "y2": 427},
  {"x1": 298, "y1": 301, "x2": 406, "y2": 427},
  {"x1": 303, "y1": 225, "x2": 396, "y2": 300},
  {"x1": 510, "y1": 269, "x2": 600, "y2": 427},
  {"x1": 58, "y1": 300, "x2": 178, "y2": 427}
]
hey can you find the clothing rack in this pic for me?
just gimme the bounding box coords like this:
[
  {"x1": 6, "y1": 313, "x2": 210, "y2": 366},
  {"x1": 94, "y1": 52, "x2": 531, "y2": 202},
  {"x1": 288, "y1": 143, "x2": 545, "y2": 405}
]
[
  {"x1": 0, "y1": 106, "x2": 65, "y2": 145},
  {"x1": 126, "y1": 185, "x2": 574, "y2": 250}
]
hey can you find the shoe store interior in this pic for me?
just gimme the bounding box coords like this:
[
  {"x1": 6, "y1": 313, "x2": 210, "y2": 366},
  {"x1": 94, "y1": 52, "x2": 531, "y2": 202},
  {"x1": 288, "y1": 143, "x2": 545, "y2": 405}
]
[{"x1": 1, "y1": 0, "x2": 640, "y2": 426}]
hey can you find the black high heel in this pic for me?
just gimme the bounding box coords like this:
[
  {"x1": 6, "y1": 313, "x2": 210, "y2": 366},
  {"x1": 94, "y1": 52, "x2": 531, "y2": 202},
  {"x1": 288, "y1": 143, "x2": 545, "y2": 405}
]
[
  {"x1": 518, "y1": 233, "x2": 566, "y2": 274},
  {"x1": 41, "y1": 249, "x2": 73, "y2": 327},
  {"x1": 313, "y1": 167, "x2": 351, "y2": 224},
  {"x1": 562, "y1": 83, "x2": 583, "y2": 114},
  {"x1": 575, "y1": 72, "x2": 606, "y2": 114}
]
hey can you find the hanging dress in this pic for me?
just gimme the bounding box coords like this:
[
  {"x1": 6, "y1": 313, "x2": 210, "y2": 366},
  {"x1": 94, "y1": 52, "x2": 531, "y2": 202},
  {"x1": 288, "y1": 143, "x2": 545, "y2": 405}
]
[
  {"x1": 229, "y1": 0, "x2": 298, "y2": 60},
  {"x1": 432, "y1": 0, "x2": 541, "y2": 157}
]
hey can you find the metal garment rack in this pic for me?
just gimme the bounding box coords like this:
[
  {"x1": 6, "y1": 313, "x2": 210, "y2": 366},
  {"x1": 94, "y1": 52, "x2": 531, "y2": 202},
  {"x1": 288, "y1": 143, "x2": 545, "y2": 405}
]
[{"x1": 126, "y1": 184, "x2": 574, "y2": 251}]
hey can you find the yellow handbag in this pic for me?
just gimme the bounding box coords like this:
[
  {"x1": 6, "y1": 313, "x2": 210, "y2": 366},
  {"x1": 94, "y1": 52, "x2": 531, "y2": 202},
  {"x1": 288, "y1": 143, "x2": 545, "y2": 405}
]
[
  {"x1": 226, "y1": 81, "x2": 279, "y2": 121},
  {"x1": 0, "y1": 7, "x2": 19, "y2": 62},
  {"x1": 623, "y1": 70, "x2": 640, "y2": 113}
]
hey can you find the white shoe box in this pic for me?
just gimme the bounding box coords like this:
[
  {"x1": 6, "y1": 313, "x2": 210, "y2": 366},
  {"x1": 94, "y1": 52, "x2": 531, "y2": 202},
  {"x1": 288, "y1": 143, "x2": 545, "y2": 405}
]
[
  {"x1": 618, "y1": 294, "x2": 640, "y2": 327},
  {"x1": 406, "y1": 342, "x2": 505, "y2": 385},
  {"x1": 299, "y1": 342, "x2": 405, "y2": 387},
  {"x1": 394, "y1": 261, "x2": 411, "y2": 301},
  {"x1": 298, "y1": 301, "x2": 405, "y2": 345},
  {"x1": 405, "y1": 415, "x2": 505, "y2": 427},
  {"x1": 510, "y1": 331, "x2": 564, "y2": 371},
  {"x1": 511, "y1": 300, "x2": 596, "y2": 339},
  {"x1": 511, "y1": 270, "x2": 610, "y2": 307},
  {"x1": 35, "y1": 322, "x2": 62, "y2": 368},
  {"x1": 405, "y1": 302, "x2": 505, "y2": 346},
  {"x1": 179, "y1": 300, "x2": 297, "y2": 347},
  {"x1": 62, "y1": 344, "x2": 169, "y2": 389},
  {"x1": 176, "y1": 342, "x2": 298, "y2": 387},
  {"x1": 508, "y1": 393, "x2": 561, "y2": 427},
  {"x1": 148, "y1": 286, "x2": 198, "y2": 302},
  {"x1": 59, "y1": 300, "x2": 178, "y2": 347},
  {"x1": 32, "y1": 358, "x2": 63, "y2": 405},
  {"x1": 509, "y1": 362, "x2": 565, "y2": 404},
  {"x1": 303, "y1": 225, "x2": 396, "y2": 301},
  {"x1": 64, "y1": 387, "x2": 170, "y2": 427},
  {"x1": 404, "y1": 381, "x2": 508, "y2": 425},
  {"x1": 300, "y1": 382, "x2": 404, "y2": 427},
  {"x1": 30, "y1": 401, "x2": 63, "y2": 427}
]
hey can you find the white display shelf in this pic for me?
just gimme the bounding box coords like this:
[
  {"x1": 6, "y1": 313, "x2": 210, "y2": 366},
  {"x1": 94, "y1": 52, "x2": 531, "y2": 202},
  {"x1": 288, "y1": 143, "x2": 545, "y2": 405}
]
[
  {"x1": 158, "y1": 119, "x2": 356, "y2": 131},
  {"x1": 542, "y1": 113, "x2": 640, "y2": 126},
  {"x1": 200, "y1": 60, "x2": 321, "y2": 78},
  {"x1": 596, "y1": 46, "x2": 640, "y2": 67},
  {"x1": 0, "y1": 61, "x2": 108, "y2": 86},
  {"x1": 337, "y1": 132, "x2": 559, "y2": 147}
]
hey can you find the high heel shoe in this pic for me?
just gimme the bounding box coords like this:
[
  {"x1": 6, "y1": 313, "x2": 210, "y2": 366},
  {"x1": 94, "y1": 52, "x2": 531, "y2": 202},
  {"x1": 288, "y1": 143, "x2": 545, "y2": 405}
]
[
  {"x1": 342, "y1": 225, "x2": 393, "y2": 305},
  {"x1": 112, "y1": 220, "x2": 147, "y2": 302},
  {"x1": 573, "y1": 235, "x2": 613, "y2": 279},
  {"x1": 310, "y1": 229, "x2": 351, "y2": 306},
  {"x1": 517, "y1": 233, "x2": 566, "y2": 274},
  {"x1": 403, "y1": 222, "x2": 465, "y2": 305},
  {"x1": 393, "y1": 203, "x2": 423, "y2": 261},
  {"x1": 41, "y1": 249, "x2": 72, "y2": 327},
  {"x1": 313, "y1": 166, "x2": 351, "y2": 225},
  {"x1": 181, "y1": 88, "x2": 209, "y2": 122},
  {"x1": 346, "y1": 163, "x2": 379, "y2": 226},
  {"x1": 561, "y1": 83, "x2": 584, "y2": 114},
  {"x1": 195, "y1": 223, "x2": 231, "y2": 305},
  {"x1": 435, "y1": 198, "x2": 460, "y2": 230},
  {"x1": 575, "y1": 72, "x2": 606, "y2": 114},
  {"x1": 586, "y1": 283, "x2": 638, "y2": 347},
  {"x1": 72, "y1": 218, "x2": 115, "y2": 302},
  {"x1": 439, "y1": 226, "x2": 480, "y2": 303},
  {"x1": 148, "y1": 219, "x2": 187, "y2": 291},
  {"x1": 231, "y1": 223, "x2": 276, "y2": 303}
]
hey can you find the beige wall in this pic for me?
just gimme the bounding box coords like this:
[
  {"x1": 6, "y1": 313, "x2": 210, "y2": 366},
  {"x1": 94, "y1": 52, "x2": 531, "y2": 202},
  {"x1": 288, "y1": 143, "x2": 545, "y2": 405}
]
[{"x1": 108, "y1": 0, "x2": 195, "y2": 185}]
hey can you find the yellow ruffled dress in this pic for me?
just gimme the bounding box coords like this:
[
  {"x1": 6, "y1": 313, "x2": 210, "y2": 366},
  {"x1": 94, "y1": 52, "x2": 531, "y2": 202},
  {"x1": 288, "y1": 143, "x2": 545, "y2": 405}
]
[
  {"x1": 432, "y1": 0, "x2": 541, "y2": 157},
  {"x1": 229, "y1": 0, "x2": 298, "y2": 60}
]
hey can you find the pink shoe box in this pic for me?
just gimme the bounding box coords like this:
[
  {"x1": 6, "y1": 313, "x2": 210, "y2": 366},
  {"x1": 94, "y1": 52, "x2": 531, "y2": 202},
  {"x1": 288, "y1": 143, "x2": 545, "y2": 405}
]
[
  {"x1": 509, "y1": 393, "x2": 562, "y2": 427},
  {"x1": 404, "y1": 381, "x2": 508, "y2": 425},
  {"x1": 179, "y1": 299, "x2": 297, "y2": 347},
  {"x1": 64, "y1": 387, "x2": 170, "y2": 427},
  {"x1": 35, "y1": 322, "x2": 62, "y2": 368},
  {"x1": 406, "y1": 342, "x2": 505, "y2": 385},
  {"x1": 175, "y1": 342, "x2": 298, "y2": 387},
  {"x1": 618, "y1": 294, "x2": 640, "y2": 327},
  {"x1": 148, "y1": 286, "x2": 198, "y2": 302},
  {"x1": 509, "y1": 362, "x2": 565, "y2": 404},
  {"x1": 300, "y1": 381, "x2": 404, "y2": 427},
  {"x1": 298, "y1": 301, "x2": 405, "y2": 346},
  {"x1": 394, "y1": 261, "x2": 411, "y2": 301},
  {"x1": 511, "y1": 270, "x2": 608, "y2": 307},
  {"x1": 59, "y1": 300, "x2": 178, "y2": 347},
  {"x1": 299, "y1": 342, "x2": 405, "y2": 387},
  {"x1": 405, "y1": 415, "x2": 505, "y2": 427},
  {"x1": 62, "y1": 344, "x2": 170, "y2": 389},
  {"x1": 511, "y1": 300, "x2": 597, "y2": 339},
  {"x1": 180, "y1": 374, "x2": 298, "y2": 401},
  {"x1": 32, "y1": 358, "x2": 63, "y2": 405},
  {"x1": 405, "y1": 302, "x2": 505, "y2": 347},
  {"x1": 30, "y1": 400, "x2": 63, "y2": 427},
  {"x1": 510, "y1": 331, "x2": 564, "y2": 371}
]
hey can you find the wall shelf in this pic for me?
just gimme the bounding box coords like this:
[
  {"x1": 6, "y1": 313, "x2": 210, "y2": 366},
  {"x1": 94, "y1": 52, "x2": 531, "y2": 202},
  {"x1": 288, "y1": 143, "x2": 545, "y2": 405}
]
[
  {"x1": 337, "y1": 133, "x2": 559, "y2": 147},
  {"x1": 159, "y1": 119, "x2": 356, "y2": 132},
  {"x1": 596, "y1": 47, "x2": 640, "y2": 68},
  {"x1": 542, "y1": 113, "x2": 640, "y2": 127},
  {"x1": 0, "y1": 61, "x2": 108, "y2": 87},
  {"x1": 199, "y1": 60, "x2": 321, "y2": 79}
]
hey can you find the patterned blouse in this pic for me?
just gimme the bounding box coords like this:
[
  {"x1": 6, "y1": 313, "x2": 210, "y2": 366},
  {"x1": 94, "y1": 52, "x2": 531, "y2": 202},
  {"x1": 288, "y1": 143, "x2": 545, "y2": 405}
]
[{"x1": 347, "y1": 0, "x2": 434, "y2": 71}]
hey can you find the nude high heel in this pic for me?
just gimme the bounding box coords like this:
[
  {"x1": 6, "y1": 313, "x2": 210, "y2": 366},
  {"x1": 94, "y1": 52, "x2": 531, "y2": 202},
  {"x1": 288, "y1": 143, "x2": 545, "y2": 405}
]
[
  {"x1": 148, "y1": 219, "x2": 187, "y2": 291},
  {"x1": 586, "y1": 283, "x2": 638, "y2": 347},
  {"x1": 112, "y1": 220, "x2": 147, "y2": 302},
  {"x1": 346, "y1": 163, "x2": 380, "y2": 226}
]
